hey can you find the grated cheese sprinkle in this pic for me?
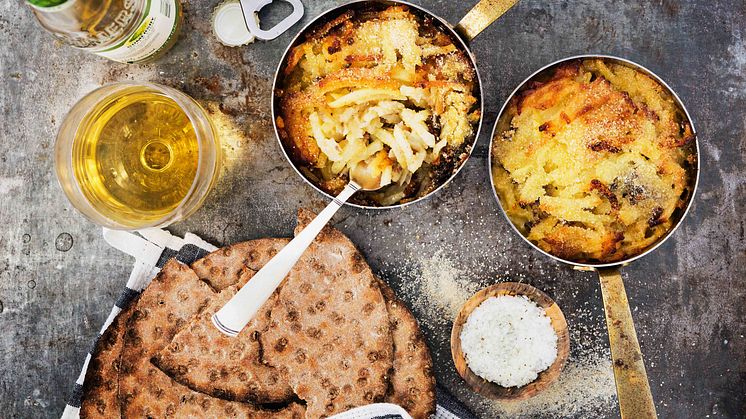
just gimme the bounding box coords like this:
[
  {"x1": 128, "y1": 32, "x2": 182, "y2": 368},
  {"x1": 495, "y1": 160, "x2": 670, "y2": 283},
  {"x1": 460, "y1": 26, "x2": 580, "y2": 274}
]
[{"x1": 460, "y1": 295, "x2": 558, "y2": 388}]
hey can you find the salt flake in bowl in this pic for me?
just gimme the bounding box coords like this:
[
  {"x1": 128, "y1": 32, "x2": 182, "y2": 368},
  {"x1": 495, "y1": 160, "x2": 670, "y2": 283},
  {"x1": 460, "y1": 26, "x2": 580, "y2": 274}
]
[
  {"x1": 451, "y1": 282, "x2": 570, "y2": 400},
  {"x1": 460, "y1": 295, "x2": 558, "y2": 388}
]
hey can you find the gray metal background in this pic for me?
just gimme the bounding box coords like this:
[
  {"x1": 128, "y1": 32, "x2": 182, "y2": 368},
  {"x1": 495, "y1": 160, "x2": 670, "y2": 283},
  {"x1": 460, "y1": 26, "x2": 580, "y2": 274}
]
[{"x1": 0, "y1": 0, "x2": 743, "y2": 417}]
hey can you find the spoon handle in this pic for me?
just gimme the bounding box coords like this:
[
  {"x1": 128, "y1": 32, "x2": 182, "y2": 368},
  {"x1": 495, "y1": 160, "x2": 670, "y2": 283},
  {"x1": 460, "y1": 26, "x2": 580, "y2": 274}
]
[{"x1": 212, "y1": 181, "x2": 361, "y2": 337}]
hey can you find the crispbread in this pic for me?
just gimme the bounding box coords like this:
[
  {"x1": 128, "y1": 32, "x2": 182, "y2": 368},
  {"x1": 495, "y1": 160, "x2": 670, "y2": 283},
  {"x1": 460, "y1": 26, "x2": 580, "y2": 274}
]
[
  {"x1": 79, "y1": 300, "x2": 138, "y2": 419},
  {"x1": 117, "y1": 259, "x2": 304, "y2": 418},
  {"x1": 261, "y1": 209, "x2": 394, "y2": 418},
  {"x1": 376, "y1": 278, "x2": 436, "y2": 419},
  {"x1": 153, "y1": 282, "x2": 294, "y2": 404},
  {"x1": 191, "y1": 238, "x2": 290, "y2": 291},
  {"x1": 81, "y1": 210, "x2": 431, "y2": 418}
]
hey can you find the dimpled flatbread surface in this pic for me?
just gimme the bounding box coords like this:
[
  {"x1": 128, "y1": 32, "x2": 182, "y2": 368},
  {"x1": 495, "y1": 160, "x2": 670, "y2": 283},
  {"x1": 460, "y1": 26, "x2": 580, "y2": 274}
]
[
  {"x1": 376, "y1": 278, "x2": 436, "y2": 419},
  {"x1": 191, "y1": 238, "x2": 290, "y2": 291},
  {"x1": 153, "y1": 282, "x2": 294, "y2": 404},
  {"x1": 79, "y1": 301, "x2": 138, "y2": 419},
  {"x1": 155, "y1": 239, "x2": 294, "y2": 403},
  {"x1": 261, "y1": 209, "x2": 394, "y2": 418},
  {"x1": 117, "y1": 259, "x2": 304, "y2": 418}
]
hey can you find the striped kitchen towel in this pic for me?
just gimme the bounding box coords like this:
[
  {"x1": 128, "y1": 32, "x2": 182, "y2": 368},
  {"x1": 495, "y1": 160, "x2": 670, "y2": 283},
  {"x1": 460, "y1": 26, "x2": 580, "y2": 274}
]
[
  {"x1": 61, "y1": 228, "x2": 217, "y2": 419},
  {"x1": 62, "y1": 228, "x2": 477, "y2": 419}
]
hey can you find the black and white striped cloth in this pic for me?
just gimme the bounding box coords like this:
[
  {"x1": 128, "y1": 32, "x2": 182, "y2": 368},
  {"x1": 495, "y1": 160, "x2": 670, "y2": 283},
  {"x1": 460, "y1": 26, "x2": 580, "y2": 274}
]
[{"x1": 62, "y1": 228, "x2": 477, "y2": 419}]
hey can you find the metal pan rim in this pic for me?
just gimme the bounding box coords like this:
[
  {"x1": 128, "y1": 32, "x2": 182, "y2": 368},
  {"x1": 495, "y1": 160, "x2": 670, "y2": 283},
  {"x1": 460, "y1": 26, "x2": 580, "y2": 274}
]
[{"x1": 486, "y1": 53, "x2": 701, "y2": 269}]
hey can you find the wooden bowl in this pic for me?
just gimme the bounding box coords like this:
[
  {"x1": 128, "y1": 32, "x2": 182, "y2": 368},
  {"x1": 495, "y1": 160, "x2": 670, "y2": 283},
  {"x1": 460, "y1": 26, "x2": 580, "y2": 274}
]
[{"x1": 450, "y1": 282, "x2": 570, "y2": 400}]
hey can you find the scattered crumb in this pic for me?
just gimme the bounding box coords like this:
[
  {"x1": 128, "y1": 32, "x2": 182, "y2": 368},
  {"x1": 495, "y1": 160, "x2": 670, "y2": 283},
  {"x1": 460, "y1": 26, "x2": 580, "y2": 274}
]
[
  {"x1": 400, "y1": 251, "x2": 482, "y2": 319},
  {"x1": 373, "y1": 228, "x2": 617, "y2": 417},
  {"x1": 491, "y1": 352, "x2": 616, "y2": 418}
]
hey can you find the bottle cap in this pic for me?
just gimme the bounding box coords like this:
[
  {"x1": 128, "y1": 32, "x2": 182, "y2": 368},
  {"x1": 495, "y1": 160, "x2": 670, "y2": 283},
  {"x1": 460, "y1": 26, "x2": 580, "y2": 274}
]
[{"x1": 212, "y1": 0, "x2": 258, "y2": 47}]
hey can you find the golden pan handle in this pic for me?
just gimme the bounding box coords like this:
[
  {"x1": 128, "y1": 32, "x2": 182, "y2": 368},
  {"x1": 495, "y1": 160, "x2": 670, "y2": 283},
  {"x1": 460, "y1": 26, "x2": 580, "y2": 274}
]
[
  {"x1": 455, "y1": 0, "x2": 519, "y2": 41},
  {"x1": 597, "y1": 268, "x2": 658, "y2": 419}
]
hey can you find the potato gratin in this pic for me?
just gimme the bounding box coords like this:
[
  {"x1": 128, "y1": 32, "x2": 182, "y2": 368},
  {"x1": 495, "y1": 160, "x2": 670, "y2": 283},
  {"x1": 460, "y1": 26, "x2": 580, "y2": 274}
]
[
  {"x1": 492, "y1": 59, "x2": 696, "y2": 263},
  {"x1": 276, "y1": 5, "x2": 480, "y2": 206}
]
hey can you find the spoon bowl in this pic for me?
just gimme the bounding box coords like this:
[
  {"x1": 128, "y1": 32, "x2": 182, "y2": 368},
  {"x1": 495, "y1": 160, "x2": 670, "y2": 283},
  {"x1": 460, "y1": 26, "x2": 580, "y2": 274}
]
[{"x1": 350, "y1": 160, "x2": 387, "y2": 191}]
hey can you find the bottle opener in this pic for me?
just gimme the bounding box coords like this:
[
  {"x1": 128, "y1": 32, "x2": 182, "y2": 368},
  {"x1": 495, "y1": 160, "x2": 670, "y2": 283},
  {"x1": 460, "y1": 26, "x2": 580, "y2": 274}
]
[
  {"x1": 240, "y1": 0, "x2": 304, "y2": 40},
  {"x1": 213, "y1": 0, "x2": 304, "y2": 47}
]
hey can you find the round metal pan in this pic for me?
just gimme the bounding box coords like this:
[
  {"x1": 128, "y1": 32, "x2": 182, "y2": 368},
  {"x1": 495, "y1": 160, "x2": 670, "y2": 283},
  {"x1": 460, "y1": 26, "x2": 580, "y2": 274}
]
[
  {"x1": 488, "y1": 54, "x2": 700, "y2": 417},
  {"x1": 271, "y1": 0, "x2": 518, "y2": 209}
]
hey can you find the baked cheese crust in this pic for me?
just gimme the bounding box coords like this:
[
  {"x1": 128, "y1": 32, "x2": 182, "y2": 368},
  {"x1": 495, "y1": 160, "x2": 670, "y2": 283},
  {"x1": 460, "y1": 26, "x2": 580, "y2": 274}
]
[
  {"x1": 276, "y1": 5, "x2": 480, "y2": 206},
  {"x1": 492, "y1": 59, "x2": 696, "y2": 263}
]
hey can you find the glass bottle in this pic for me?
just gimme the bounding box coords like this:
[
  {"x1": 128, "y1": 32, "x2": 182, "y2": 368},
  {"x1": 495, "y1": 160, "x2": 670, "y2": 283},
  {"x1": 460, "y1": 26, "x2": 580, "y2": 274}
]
[{"x1": 27, "y1": 0, "x2": 183, "y2": 64}]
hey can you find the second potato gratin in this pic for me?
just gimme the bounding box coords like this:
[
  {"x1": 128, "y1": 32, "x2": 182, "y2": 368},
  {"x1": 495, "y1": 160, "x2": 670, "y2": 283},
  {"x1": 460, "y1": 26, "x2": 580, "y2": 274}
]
[
  {"x1": 276, "y1": 5, "x2": 480, "y2": 206},
  {"x1": 492, "y1": 59, "x2": 696, "y2": 263}
]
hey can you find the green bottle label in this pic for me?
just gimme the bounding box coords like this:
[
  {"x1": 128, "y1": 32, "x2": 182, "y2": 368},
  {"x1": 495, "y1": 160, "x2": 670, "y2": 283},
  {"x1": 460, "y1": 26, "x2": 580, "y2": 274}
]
[
  {"x1": 26, "y1": 0, "x2": 69, "y2": 7},
  {"x1": 96, "y1": 0, "x2": 179, "y2": 63}
]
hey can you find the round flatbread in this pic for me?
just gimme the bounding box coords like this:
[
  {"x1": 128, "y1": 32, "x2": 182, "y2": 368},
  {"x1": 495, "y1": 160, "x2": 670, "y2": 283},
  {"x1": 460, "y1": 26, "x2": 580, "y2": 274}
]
[
  {"x1": 191, "y1": 238, "x2": 290, "y2": 292},
  {"x1": 153, "y1": 281, "x2": 294, "y2": 404},
  {"x1": 260, "y1": 209, "x2": 394, "y2": 418},
  {"x1": 81, "y1": 208, "x2": 433, "y2": 419},
  {"x1": 79, "y1": 300, "x2": 138, "y2": 419},
  {"x1": 376, "y1": 278, "x2": 436, "y2": 419},
  {"x1": 117, "y1": 260, "x2": 304, "y2": 418}
]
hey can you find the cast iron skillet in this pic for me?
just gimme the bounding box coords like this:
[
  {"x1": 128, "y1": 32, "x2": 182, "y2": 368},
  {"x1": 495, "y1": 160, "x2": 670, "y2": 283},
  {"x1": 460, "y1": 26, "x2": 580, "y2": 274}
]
[
  {"x1": 488, "y1": 54, "x2": 700, "y2": 418},
  {"x1": 271, "y1": 0, "x2": 519, "y2": 209}
]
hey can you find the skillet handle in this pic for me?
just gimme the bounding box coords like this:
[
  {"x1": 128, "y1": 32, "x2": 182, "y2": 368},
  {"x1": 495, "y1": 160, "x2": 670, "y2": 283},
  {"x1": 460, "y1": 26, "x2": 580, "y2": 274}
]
[
  {"x1": 455, "y1": 0, "x2": 519, "y2": 41},
  {"x1": 597, "y1": 268, "x2": 657, "y2": 419}
]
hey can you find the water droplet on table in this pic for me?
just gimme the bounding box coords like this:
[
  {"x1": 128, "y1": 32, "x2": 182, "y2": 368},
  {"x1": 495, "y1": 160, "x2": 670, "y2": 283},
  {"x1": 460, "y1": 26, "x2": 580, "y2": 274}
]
[{"x1": 55, "y1": 233, "x2": 74, "y2": 252}]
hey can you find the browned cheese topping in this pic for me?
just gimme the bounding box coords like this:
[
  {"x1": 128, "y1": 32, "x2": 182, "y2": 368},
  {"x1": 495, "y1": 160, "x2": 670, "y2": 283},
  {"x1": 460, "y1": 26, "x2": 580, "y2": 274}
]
[
  {"x1": 276, "y1": 5, "x2": 480, "y2": 206},
  {"x1": 491, "y1": 59, "x2": 696, "y2": 263}
]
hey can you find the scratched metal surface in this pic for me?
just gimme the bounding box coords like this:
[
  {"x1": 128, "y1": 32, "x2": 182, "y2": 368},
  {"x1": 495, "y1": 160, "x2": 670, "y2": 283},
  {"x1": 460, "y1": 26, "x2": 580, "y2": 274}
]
[{"x1": 0, "y1": 0, "x2": 744, "y2": 417}]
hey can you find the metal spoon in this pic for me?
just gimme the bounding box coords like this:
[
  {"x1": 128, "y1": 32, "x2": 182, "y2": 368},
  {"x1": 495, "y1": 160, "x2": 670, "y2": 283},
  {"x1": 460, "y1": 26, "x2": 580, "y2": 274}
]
[{"x1": 212, "y1": 161, "x2": 387, "y2": 337}]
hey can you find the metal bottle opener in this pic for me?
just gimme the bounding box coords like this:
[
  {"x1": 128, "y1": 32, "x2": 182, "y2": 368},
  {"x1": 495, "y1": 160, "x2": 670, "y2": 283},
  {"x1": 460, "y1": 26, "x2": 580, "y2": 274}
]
[
  {"x1": 213, "y1": 0, "x2": 304, "y2": 47},
  {"x1": 240, "y1": 0, "x2": 304, "y2": 40}
]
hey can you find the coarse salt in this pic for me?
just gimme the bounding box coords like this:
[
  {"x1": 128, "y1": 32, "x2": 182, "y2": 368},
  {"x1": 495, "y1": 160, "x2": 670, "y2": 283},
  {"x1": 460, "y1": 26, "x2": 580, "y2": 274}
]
[{"x1": 460, "y1": 294, "x2": 558, "y2": 388}]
